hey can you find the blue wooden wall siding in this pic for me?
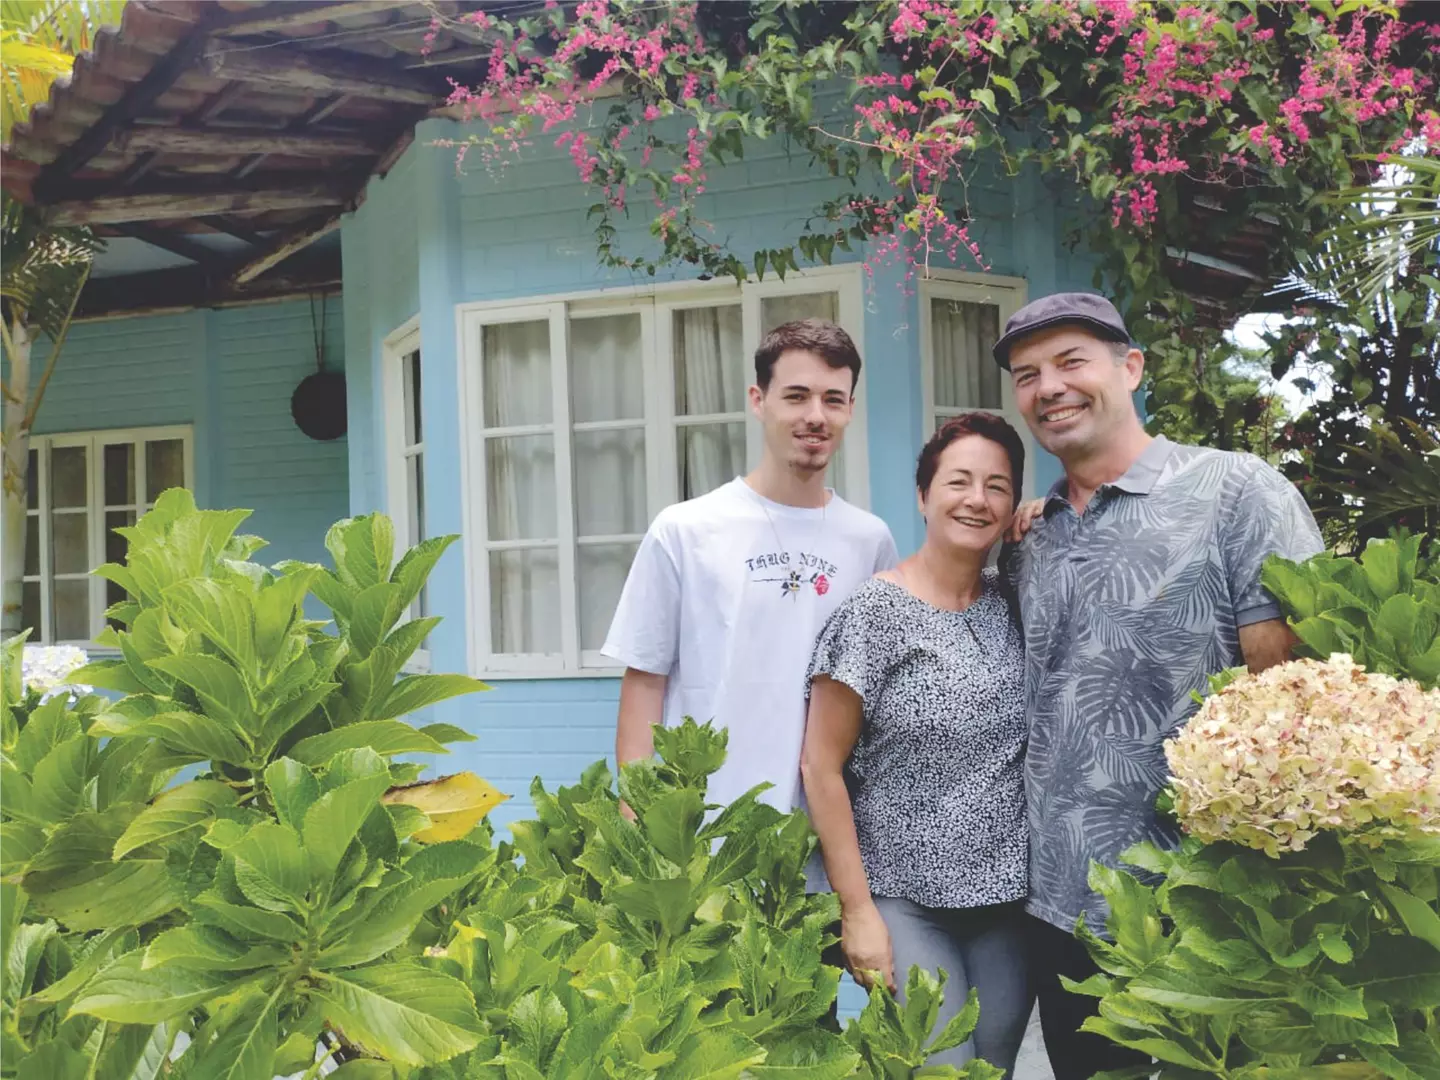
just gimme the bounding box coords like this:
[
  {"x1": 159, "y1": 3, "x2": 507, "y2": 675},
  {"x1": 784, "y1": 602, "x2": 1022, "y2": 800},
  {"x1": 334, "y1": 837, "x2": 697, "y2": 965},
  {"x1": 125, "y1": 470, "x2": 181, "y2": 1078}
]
[
  {"x1": 340, "y1": 118, "x2": 1100, "y2": 836},
  {"x1": 30, "y1": 297, "x2": 349, "y2": 574}
]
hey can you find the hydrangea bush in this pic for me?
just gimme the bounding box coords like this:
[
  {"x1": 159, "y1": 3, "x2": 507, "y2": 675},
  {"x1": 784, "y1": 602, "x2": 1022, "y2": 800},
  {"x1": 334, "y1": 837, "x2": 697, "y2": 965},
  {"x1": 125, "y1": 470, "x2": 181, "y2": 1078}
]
[
  {"x1": 17, "y1": 644, "x2": 91, "y2": 705},
  {"x1": 1167, "y1": 654, "x2": 1440, "y2": 856},
  {"x1": 1080, "y1": 534, "x2": 1440, "y2": 1078}
]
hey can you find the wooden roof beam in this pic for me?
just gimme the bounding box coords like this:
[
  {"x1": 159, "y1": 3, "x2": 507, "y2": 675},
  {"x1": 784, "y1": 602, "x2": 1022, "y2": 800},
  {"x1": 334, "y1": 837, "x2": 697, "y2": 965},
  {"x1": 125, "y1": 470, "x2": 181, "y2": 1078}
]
[
  {"x1": 76, "y1": 248, "x2": 342, "y2": 321},
  {"x1": 233, "y1": 94, "x2": 350, "y2": 180},
  {"x1": 200, "y1": 216, "x2": 269, "y2": 247},
  {"x1": 46, "y1": 182, "x2": 351, "y2": 225},
  {"x1": 34, "y1": 12, "x2": 244, "y2": 189},
  {"x1": 232, "y1": 212, "x2": 344, "y2": 285},
  {"x1": 203, "y1": 45, "x2": 444, "y2": 105},
  {"x1": 118, "y1": 126, "x2": 381, "y2": 158},
  {"x1": 112, "y1": 223, "x2": 231, "y2": 270},
  {"x1": 215, "y1": 1, "x2": 414, "y2": 38}
]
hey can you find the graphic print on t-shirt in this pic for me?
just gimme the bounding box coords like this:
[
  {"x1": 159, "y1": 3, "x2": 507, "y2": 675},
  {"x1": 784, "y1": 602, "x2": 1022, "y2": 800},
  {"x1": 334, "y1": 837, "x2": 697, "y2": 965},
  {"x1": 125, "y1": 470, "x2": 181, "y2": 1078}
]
[{"x1": 746, "y1": 549, "x2": 841, "y2": 600}]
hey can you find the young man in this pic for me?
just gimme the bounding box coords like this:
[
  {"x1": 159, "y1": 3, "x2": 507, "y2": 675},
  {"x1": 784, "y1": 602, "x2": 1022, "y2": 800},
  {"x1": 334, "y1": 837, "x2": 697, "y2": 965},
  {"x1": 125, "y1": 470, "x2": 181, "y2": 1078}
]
[
  {"x1": 602, "y1": 318, "x2": 898, "y2": 811},
  {"x1": 995, "y1": 293, "x2": 1324, "y2": 1080}
]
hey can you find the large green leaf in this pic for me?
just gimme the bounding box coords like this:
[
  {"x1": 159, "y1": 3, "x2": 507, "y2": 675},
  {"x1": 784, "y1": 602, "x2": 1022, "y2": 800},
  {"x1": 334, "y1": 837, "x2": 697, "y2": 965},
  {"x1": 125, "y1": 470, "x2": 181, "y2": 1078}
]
[
  {"x1": 13, "y1": 696, "x2": 82, "y2": 773},
  {"x1": 303, "y1": 772, "x2": 393, "y2": 881},
  {"x1": 312, "y1": 963, "x2": 481, "y2": 1065},
  {"x1": 666, "y1": 1030, "x2": 768, "y2": 1080},
  {"x1": 327, "y1": 515, "x2": 396, "y2": 593},
  {"x1": 146, "y1": 656, "x2": 256, "y2": 732},
  {"x1": 746, "y1": 1030, "x2": 860, "y2": 1079},
  {"x1": 189, "y1": 894, "x2": 305, "y2": 945},
  {"x1": 92, "y1": 709, "x2": 251, "y2": 766},
  {"x1": 71, "y1": 950, "x2": 244, "y2": 1023},
  {"x1": 113, "y1": 780, "x2": 236, "y2": 859},
  {"x1": 643, "y1": 789, "x2": 705, "y2": 867},
  {"x1": 263, "y1": 758, "x2": 319, "y2": 831},
  {"x1": 348, "y1": 584, "x2": 408, "y2": 656},
  {"x1": 189, "y1": 986, "x2": 282, "y2": 1080},
  {"x1": 93, "y1": 1019, "x2": 175, "y2": 1080},
  {"x1": 390, "y1": 536, "x2": 456, "y2": 616},
  {"x1": 165, "y1": 579, "x2": 259, "y2": 677},
  {"x1": 372, "y1": 674, "x2": 489, "y2": 722},
  {"x1": 287, "y1": 720, "x2": 449, "y2": 766},
  {"x1": 144, "y1": 925, "x2": 287, "y2": 973},
  {"x1": 231, "y1": 823, "x2": 312, "y2": 913},
  {"x1": 1379, "y1": 884, "x2": 1440, "y2": 952},
  {"x1": 29, "y1": 733, "x2": 94, "y2": 823}
]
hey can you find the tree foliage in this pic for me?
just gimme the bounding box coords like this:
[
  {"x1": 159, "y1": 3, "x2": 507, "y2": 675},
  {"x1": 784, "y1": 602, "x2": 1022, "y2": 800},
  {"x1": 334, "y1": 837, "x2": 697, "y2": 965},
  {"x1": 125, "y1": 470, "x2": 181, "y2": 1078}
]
[{"x1": 434, "y1": 0, "x2": 1439, "y2": 442}]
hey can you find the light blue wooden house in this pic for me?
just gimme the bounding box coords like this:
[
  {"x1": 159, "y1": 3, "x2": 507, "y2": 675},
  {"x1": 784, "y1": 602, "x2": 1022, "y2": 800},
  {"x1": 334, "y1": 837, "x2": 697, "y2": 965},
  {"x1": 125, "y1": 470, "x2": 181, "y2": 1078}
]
[{"x1": 6, "y1": 2, "x2": 1251, "y2": 828}]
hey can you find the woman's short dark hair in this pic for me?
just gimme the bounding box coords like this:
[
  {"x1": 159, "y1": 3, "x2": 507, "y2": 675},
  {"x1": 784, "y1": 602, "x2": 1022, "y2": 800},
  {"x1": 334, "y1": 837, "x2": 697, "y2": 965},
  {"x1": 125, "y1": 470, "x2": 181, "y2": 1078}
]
[
  {"x1": 754, "y1": 318, "x2": 862, "y2": 392},
  {"x1": 915, "y1": 412, "x2": 1026, "y2": 510}
]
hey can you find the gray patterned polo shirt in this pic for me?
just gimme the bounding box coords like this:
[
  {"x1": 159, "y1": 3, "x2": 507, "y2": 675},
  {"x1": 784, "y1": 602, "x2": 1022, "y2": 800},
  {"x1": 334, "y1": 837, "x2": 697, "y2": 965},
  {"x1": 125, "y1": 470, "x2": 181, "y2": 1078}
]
[{"x1": 1014, "y1": 436, "x2": 1324, "y2": 934}]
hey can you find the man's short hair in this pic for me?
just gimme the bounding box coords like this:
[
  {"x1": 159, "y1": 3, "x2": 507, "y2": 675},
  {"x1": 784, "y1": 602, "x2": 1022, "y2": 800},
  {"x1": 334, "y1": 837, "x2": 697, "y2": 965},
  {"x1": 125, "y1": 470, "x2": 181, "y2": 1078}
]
[{"x1": 754, "y1": 318, "x2": 862, "y2": 392}]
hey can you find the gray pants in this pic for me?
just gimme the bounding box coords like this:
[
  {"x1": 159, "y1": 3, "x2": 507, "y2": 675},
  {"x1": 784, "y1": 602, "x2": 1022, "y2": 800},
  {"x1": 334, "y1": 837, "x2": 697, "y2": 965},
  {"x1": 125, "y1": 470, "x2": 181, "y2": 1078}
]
[{"x1": 873, "y1": 896, "x2": 1032, "y2": 1077}]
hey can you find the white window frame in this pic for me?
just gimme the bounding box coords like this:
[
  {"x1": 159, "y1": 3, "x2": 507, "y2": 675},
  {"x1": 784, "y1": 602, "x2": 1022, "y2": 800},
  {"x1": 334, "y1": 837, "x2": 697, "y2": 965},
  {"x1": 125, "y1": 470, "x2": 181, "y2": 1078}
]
[
  {"x1": 381, "y1": 316, "x2": 432, "y2": 673},
  {"x1": 918, "y1": 271, "x2": 1034, "y2": 497},
  {"x1": 21, "y1": 424, "x2": 194, "y2": 647},
  {"x1": 456, "y1": 264, "x2": 870, "y2": 679}
]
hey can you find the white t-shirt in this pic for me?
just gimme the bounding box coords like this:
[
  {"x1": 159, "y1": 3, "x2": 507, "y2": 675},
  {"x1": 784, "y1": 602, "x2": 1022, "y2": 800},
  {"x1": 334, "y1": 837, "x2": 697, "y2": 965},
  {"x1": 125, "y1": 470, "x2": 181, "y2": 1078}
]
[{"x1": 602, "y1": 478, "x2": 899, "y2": 811}]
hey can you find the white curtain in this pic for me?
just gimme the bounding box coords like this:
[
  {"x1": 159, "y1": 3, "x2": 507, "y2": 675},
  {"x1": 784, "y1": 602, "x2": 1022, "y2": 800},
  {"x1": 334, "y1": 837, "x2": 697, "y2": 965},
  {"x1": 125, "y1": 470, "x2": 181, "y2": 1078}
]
[
  {"x1": 571, "y1": 314, "x2": 647, "y2": 651},
  {"x1": 484, "y1": 321, "x2": 560, "y2": 653},
  {"x1": 571, "y1": 314, "x2": 646, "y2": 536},
  {"x1": 759, "y1": 292, "x2": 846, "y2": 493},
  {"x1": 932, "y1": 299, "x2": 1001, "y2": 411},
  {"x1": 675, "y1": 305, "x2": 745, "y2": 499}
]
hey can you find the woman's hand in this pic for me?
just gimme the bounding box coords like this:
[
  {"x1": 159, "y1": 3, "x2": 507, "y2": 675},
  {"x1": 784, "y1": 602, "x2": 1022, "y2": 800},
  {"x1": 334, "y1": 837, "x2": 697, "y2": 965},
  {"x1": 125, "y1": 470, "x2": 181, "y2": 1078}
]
[
  {"x1": 841, "y1": 901, "x2": 896, "y2": 994},
  {"x1": 1005, "y1": 498, "x2": 1046, "y2": 543}
]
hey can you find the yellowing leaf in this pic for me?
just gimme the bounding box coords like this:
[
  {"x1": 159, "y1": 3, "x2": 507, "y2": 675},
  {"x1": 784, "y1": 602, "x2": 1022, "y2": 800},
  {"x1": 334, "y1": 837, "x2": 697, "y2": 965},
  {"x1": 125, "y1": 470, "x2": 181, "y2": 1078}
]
[{"x1": 381, "y1": 772, "x2": 508, "y2": 842}]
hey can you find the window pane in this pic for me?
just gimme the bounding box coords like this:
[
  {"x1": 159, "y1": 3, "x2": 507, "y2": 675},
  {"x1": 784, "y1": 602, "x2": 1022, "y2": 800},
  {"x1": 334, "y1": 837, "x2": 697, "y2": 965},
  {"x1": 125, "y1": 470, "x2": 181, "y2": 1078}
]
[
  {"x1": 146, "y1": 439, "x2": 185, "y2": 501},
  {"x1": 22, "y1": 581, "x2": 40, "y2": 641},
  {"x1": 578, "y1": 542, "x2": 639, "y2": 652},
  {"x1": 407, "y1": 453, "x2": 426, "y2": 547},
  {"x1": 404, "y1": 349, "x2": 422, "y2": 445},
  {"x1": 105, "y1": 510, "x2": 134, "y2": 564},
  {"x1": 483, "y1": 320, "x2": 552, "y2": 427},
  {"x1": 104, "y1": 443, "x2": 135, "y2": 505},
  {"x1": 51, "y1": 511, "x2": 89, "y2": 575},
  {"x1": 486, "y1": 435, "x2": 556, "y2": 541},
  {"x1": 50, "y1": 445, "x2": 87, "y2": 508},
  {"x1": 931, "y1": 298, "x2": 1001, "y2": 410},
  {"x1": 573, "y1": 428, "x2": 646, "y2": 536},
  {"x1": 53, "y1": 579, "x2": 89, "y2": 641},
  {"x1": 674, "y1": 305, "x2": 745, "y2": 415},
  {"x1": 761, "y1": 292, "x2": 838, "y2": 333},
  {"x1": 106, "y1": 511, "x2": 135, "y2": 627},
  {"x1": 489, "y1": 548, "x2": 561, "y2": 653},
  {"x1": 677, "y1": 422, "x2": 744, "y2": 500},
  {"x1": 27, "y1": 449, "x2": 38, "y2": 510},
  {"x1": 25, "y1": 515, "x2": 39, "y2": 576},
  {"x1": 571, "y1": 313, "x2": 644, "y2": 422}
]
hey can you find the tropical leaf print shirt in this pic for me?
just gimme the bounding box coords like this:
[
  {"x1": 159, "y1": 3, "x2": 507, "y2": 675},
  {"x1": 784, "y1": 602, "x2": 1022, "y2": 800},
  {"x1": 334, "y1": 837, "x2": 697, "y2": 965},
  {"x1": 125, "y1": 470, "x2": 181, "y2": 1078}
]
[{"x1": 1014, "y1": 436, "x2": 1324, "y2": 934}]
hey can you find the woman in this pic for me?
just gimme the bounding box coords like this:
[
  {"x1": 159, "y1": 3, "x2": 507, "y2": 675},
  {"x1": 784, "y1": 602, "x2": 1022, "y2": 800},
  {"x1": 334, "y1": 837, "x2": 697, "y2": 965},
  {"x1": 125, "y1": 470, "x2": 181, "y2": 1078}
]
[{"x1": 801, "y1": 412, "x2": 1031, "y2": 1075}]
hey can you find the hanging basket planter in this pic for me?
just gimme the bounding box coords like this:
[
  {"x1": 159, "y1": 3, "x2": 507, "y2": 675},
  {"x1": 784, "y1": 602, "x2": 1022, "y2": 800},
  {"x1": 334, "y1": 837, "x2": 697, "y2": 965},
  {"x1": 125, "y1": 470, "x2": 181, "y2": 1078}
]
[{"x1": 290, "y1": 369, "x2": 347, "y2": 441}]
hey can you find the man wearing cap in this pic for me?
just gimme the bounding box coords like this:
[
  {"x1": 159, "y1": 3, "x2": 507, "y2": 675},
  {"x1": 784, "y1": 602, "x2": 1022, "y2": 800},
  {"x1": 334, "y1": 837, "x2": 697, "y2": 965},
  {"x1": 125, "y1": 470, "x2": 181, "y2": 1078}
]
[{"x1": 994, "y1": 292, "x2": 1324, "y2": 1079}]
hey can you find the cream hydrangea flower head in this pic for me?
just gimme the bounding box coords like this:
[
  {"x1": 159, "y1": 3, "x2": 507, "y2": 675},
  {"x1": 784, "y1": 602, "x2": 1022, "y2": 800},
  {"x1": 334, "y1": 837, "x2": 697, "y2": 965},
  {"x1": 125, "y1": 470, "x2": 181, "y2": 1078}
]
[{"x1": 1166, "y1": 654, "x2": 1440, "y2": 856}]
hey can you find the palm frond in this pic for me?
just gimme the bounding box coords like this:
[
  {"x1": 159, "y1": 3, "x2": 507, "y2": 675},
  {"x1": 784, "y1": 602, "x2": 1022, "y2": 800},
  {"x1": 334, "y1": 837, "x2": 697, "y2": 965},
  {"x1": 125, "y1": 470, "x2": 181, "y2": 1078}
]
[
  {"x1": 1, "y1": 193, "x2": 103, "y2": 341},
  {"x1": 1295, "y1": 156, "x2": 1440, "y2": 305},
  {"x1": 1317, "y1": 419, "x2": 1440, "y2": 539}
]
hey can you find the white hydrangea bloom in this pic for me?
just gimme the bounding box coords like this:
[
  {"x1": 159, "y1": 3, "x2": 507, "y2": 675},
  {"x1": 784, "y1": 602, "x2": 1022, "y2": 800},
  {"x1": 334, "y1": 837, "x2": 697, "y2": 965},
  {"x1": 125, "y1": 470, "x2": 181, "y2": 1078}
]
[
  {"x1": 21, "y1": 644, "x2": 93, "y2": 703},
  {"x1": 1166, "y1": 654, "x2": 1440, "y2": 856}
]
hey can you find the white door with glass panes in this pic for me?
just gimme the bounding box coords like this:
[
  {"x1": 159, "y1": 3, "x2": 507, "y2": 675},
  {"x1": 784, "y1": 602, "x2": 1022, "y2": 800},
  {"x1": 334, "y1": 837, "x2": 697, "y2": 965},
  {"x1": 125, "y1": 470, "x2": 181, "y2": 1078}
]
[
  {"x1": 21, "y1": 426, "x2": 191, "y2": 644},
  {"x1": 457, "y1": 266, "x2": 869, "y2": 677},
  {"x1": 918, "y1": 273, "x2": 1033, "y2": 498}
]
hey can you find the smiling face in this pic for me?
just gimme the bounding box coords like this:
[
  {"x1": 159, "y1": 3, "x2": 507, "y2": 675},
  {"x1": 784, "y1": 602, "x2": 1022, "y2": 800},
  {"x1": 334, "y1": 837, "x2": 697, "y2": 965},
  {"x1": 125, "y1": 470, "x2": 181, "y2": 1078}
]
[
  {"x1": 749, "y1": 348, "x2": 855, "y2": 476},
  {"x1": 918, "y1": 434, "x2": 1015, "y2": 556},
  {"x1": 1008, "y1": 326, "x2": 1145, "y2": 461}
]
